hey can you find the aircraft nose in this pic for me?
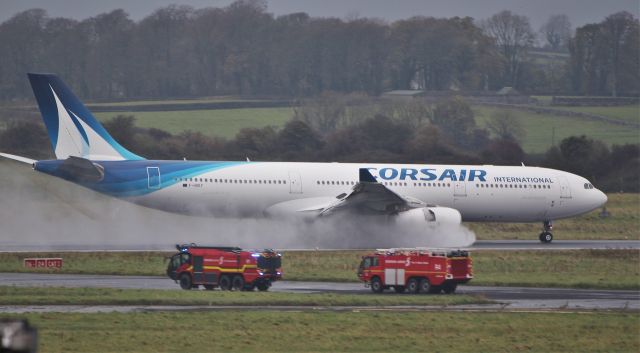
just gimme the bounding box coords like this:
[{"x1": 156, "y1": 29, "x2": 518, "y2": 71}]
[
  {"x1": 594, "y1": 190, "x2": 607, "y2": 207},
  {"x1": 598, "y1": 190, "x2": 608, "y2": 206}
]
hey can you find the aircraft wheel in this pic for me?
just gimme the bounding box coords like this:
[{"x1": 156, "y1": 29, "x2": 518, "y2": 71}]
[
  {"x1": 219, "y1": 275, "x2": 232, "y2": 290},
  {"x1": 179, "y1": 274, "x2": 192, "y2": 290},
  {"x1": 370, "y1": 277, "x2": 384, "y2": 293},
  {"x1": 540, "y1": 231, "x2": 553, "y2": 243}
]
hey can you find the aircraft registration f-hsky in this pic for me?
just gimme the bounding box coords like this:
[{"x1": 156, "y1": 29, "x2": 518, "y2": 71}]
[{"x1": 0, "y1": 74, "x2": 607, "y2": 243}]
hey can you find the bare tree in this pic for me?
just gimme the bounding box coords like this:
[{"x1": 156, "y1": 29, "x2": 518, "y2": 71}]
[
  {"x1": 602, "y1": 11, "x2": 638, "y2": 97},
  {"x1": 481, "y1": 10, "x2": 535, "y2": 88},
  {"x1": 540, "y1": 14, "x2": 571, "y2": 51},
  {"x1": 486, "y1": 110, "x2": 525, "y2": 141}
]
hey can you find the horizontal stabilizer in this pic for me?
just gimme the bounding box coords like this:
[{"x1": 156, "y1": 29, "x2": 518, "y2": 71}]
[
  {"x1": 0, "y1": 152, "x2": 36, "y2": 165},
  {"x1": 56, "y1": 156, "x2": 105, "y2": 182}
]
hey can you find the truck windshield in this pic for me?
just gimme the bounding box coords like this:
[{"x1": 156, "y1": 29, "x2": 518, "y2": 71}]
[
  {"x1": 257, "y1": 255, "x2": 281, "y2": 272},
  {"x1": 360, "y1": 257, "x2": 371, "y2": 269},
  {"x1": 169, "y1": 253, "x2": 190, "y2": 270}
]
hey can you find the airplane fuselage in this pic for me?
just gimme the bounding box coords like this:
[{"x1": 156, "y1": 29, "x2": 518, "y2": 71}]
[{"x1": 34, "y1": 160, "x2": 608, "y2": 223}]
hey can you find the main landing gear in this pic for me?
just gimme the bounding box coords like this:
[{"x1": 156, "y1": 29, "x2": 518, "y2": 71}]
[{"x1": 539, "y1": 220, "x2": 553, "y2": 243}]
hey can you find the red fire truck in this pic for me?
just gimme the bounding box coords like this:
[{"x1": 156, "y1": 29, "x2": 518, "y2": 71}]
[
  {"x1": 167, "y1": 244, "x2": 282, "y2": 291},
  {"x1": 357, "y1": 248, "x2": 473, "y2": 294}
]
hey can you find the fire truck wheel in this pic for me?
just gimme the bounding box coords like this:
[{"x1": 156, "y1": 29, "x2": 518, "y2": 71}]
[
  {"x1": 370, "y1": 277, "x2": 383, "y2": 293},
  {"x1": 418, "y1": 278, "x2": 431, "y2": 294},
  {"x1": 442, "y1": 283, "x2": 458, "y2": 294},
  {"x1": 231, "y1": 276, "x2": 245, "y2": 291},
  {"x1": 406, "y1": 278, "x2": 419, "y2": 294},
  {"x1": 257, "y1": 283, "x2": 270, "y2": 291},
  {"x1": 219, "y1": 275, "x2": 232, "y2": 291},
  {"x1": 179, "y1": 274, "x2": 192, "y2": 290}
]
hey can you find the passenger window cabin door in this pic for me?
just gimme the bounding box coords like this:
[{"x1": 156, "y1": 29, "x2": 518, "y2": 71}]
[
  {"x1": 288, "y1": 171, "x2": 302, "y2": 194},
  {"x1": 557, "y1": 176, "x2": 572, "y2": 199},
  {"x1": 453, "y1": 181, "x2": 467, "y2": 197},
  {"x1": 147, "y1": 167, "x2": 161, "y2": 189}
]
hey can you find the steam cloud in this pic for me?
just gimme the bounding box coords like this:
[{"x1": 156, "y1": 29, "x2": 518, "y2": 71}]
[{"x1": 0, "y1": 160, "x2": 475, "y2": 251}]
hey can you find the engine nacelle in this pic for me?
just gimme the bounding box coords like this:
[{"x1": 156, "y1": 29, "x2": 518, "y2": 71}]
[{"x1": 396, "y1": 206, "x2": 462, "y2": 227}]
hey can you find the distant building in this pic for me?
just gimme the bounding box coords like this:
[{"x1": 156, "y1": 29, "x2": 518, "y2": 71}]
[{"x1": 496, "y1": 87, "x2": 520, "y2": 96}]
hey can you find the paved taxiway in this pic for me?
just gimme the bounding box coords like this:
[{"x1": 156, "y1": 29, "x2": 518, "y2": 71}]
[
  {"x1": 1, "y1": 273, "x2": 637, "y2": 311},
  {"x1": 1, "y1": 240, "x2": 639, "y2": 252}
]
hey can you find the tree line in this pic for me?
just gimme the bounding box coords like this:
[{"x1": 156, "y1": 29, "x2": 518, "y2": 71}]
[
  {"x1": 0, "y1": 0, "x2": 637, "y2": 101},
  {"x1": 1, "y1": 96, "x2": 637, "y2": 192}
]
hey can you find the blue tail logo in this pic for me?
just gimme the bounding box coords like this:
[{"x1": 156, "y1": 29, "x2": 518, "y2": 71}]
[{"x1": 27, "y1": 73, "x2": 144, "y2": 161}]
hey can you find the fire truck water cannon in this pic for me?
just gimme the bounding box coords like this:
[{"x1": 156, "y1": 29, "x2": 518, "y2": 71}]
[
  {"x1": 167, "y1": 244, "x2": 282, "y2": 291},
  {"x1": 357, "y1": 248, "x2": 473, "y2": 294}
]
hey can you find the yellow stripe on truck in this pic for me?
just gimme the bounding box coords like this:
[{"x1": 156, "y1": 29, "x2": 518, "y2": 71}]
[{"x1": 202, "y1": 264, "x2": 257, "y2": 273}]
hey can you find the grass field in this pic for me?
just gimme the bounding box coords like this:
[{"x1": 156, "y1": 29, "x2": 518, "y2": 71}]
[
  {"x1": 3, "y1": 311, "x2": 637, "y2": 353},
  {"x1": 552, "y1": 104, "x2": 640, "y2": 124},
  {"x1": 91, "y1": 101, "x2": 639, "y2": 153},
  {"x1": 471, "y1": 193, "x2": 639, "y2": 241},
  {"x1": 0, "y1": 286, "x2": 486, "y2": 306},
  {"x1": 94, "y1": 107, "x2": 294, "y2": 139},
  {"x1": 2, "y1": 249, "x2": 638, "y2": 290},
  {"x1": 473, "y1": 106, "x2": 640, "y2": 153},
  {"x1": 283, "y1": 250, "x2": 640, "y2": 290},
  {"x1": 87, "y1": 96, "x2": 269, "y2": 107}
]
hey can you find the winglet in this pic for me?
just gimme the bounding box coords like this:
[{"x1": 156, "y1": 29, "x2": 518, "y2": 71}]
[{"x1": 359, "y1": 168, "x2": 377, "y2": 183}]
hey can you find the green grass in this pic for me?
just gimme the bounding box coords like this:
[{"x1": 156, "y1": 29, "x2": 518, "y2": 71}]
[
  {"x1": 470, "y1": 193, "x2": 640, "y2": 241},
  {"x1": 87, "y1": 96, "x2": 269, "y2": 107},
  {"x1": 552, "y1": 104, "x2": 640, "y2": 124},
  {"x1": 473, "y1": 106, "x2": 640, "y2": 153},
  {"x1": 0, "y1": 286, "x2": 485, "y2": 306},
  {"x1": 284, "y1": 249, "x2": 640, "y2": 290},
  {"x1": 2, "y1": 249, "x2": 638, "y2": 290},
  {"x1": 4, "y1": 311, "x2": 638, "y2": 353},
  {"x1": 94, "y1": 107, "x2": 293, "y2": 138}
]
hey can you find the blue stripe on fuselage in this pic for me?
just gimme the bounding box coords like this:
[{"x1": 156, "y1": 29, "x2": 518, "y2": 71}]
[{"x1": 34, "y1": 160, "x2": 245, "y2": 197}]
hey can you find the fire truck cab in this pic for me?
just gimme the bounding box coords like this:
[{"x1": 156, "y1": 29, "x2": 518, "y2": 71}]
[
  {"x1": 357, "y1": 248, "x2": 472, "y2": 294},
  {"x1": 167, "y1": 244, "x2": 282, "y2": 291}
]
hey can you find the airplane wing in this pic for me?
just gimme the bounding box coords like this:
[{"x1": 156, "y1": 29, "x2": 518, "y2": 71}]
[
  {"x1": 317, "y1": 169, "x2": 426, "y2": 216},
  {"x1": 0, "y1": 152, "x2": 36, "y2": 165}
]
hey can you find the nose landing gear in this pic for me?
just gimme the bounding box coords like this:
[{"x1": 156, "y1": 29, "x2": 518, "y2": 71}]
[{"x1": 539, "y1": 220, "x2": 553, "y2": 243}]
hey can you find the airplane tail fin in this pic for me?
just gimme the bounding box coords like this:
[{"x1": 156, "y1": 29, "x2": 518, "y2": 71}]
[{"x1": 27, "y1": 73, "x2": 144, "y2": 161}]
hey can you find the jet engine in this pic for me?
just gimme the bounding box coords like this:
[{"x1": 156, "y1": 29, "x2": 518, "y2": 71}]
[{"x1": 395, "y1": 206, "x2": 462, "y2": 227}]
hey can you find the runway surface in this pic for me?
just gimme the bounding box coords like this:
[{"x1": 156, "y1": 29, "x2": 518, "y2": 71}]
[
  {"x1": 0, "y1": 273, "x2": 637, "y2": 312},
  {"x1": 1, "y1": 240, "x2": 639, "y2": 252}
]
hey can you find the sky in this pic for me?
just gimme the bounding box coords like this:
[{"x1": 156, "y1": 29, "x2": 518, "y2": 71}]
[{"x1": 0, "y1": 0, "x2": 638, "y2": 29}]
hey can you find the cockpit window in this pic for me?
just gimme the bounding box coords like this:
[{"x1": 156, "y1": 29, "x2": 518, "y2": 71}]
[{"x1": 584, "y1": 183, "x2": 595, "y2": 189}]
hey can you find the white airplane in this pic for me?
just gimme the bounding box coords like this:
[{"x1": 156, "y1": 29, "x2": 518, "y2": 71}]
[{"x1": 0, "y1": 74, "x2": 607, "y2": 243}]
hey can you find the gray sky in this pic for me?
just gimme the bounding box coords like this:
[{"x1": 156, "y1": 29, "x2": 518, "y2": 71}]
[{"x1": 0, "y1": 0, "x2": 638, "y2": 29}]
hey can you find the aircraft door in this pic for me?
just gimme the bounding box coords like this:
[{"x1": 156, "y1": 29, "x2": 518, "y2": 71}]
[
  {"x1": 557, "y1": 175, "x2": 572, "y2": 199},
  {"x1": 453, "y1": 181, "x2": 467, "y2": 197},
  {"x1": 288, "y1": 171, "x2": 302, "y2": 194},
  {"x1": 147, "y1": 167, "x2": 161, "y2": 189}
]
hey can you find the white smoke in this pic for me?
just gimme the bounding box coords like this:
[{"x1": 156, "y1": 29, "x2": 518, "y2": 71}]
[{"x1": 0, "y1": 159, "x2": 475, "y2": 251}]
